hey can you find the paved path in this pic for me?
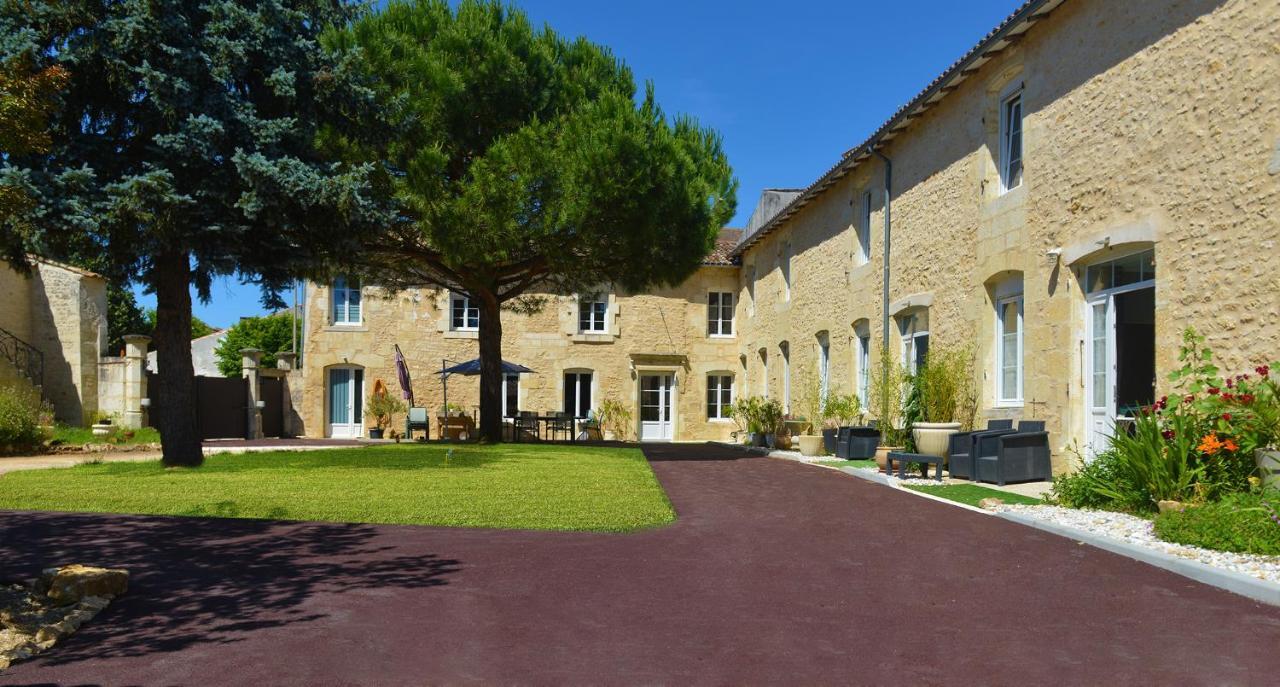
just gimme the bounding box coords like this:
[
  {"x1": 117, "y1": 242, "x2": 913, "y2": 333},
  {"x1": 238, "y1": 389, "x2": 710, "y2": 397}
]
[{"x1": 2, "y1": 443, "x2": 1279, "y2": 685}]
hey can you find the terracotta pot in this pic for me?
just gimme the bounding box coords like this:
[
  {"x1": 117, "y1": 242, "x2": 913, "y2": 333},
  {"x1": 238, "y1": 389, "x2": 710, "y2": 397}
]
[
  {"x1": 775, "y1": 434, "x2": 792, "y2": 451},
  {"x1": 875, "y1": 445, "x2": 905, "y2": 472},
  {"x1": 797, "y1": 434, "x2": 825, "y2": 456},
  {"x1": 912, "y1": 422, "x2": 962, "y2": 461},
  {"x1": 1257, "y1": 449, "x2": 1280, "y2": 489}
]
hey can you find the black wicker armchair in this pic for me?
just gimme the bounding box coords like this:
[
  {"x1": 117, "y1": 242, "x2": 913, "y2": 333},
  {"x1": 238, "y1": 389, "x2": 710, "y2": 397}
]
[
  {"x1": 973, "y1": 420, "x2": 1051, "y2": 486},
  {"x1": 836, "y1": 426, "x2": 881, "y2": 459},
  {"x1": 947, "y1": 419, "x2": 1015, "y2": 479}
]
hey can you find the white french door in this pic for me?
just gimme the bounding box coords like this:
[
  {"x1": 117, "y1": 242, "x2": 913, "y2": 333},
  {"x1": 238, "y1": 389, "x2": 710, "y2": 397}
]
[
  {"x1": 1085, "y1": 281, "x2": 1155, "y2": 458},
  {"x1": 639, "y1": 374, "x2": 675, "y2": 442},
  {"x1": 327, "y1": 367, "x2": 364, "y2": 438},
  {"x1": 1085, "y1": 295, "x2": 1115, "y2": 458}
]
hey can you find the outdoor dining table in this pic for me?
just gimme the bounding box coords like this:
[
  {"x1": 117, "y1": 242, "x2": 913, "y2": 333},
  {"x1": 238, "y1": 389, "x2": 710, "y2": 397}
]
[{"x1": 528, "y1": 415, "x2": 578, "y2": 442}]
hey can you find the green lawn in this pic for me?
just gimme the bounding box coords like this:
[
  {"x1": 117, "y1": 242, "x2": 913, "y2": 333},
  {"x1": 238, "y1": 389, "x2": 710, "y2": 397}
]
[
  {"x1": 815, "y1": 459, "x2": 878, "y2": 470},
  {"x1": 52, "y1": 424, "x2": 161, "y2": 446},
  {"x1": 0, "y1": 444, "x2": 675, "y2": 532},
  {"x1": 904, "y1": 483, "x2": 1043, "y2": 507}
]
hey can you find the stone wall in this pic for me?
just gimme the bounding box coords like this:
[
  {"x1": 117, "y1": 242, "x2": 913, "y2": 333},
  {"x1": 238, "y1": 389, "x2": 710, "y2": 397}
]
[
  {"x1": 734, "y1": 0, "x2": 1280, "y2": 471},
  {"x1": 300, "y1": 266, "x2": 742, "y2": 441}
]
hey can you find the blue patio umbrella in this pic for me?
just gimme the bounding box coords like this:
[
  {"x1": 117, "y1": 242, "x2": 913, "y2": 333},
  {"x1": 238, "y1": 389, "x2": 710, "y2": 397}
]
[{"x1": 439, "y1": 358, "x2": 535, "y2": 422}]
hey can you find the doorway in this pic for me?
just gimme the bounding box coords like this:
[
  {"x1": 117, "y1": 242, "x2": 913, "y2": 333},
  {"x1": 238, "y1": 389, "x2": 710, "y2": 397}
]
[
  {"x1": 1084, "y1": 249, "x2": 1156, "y2": 457},
  {"x1": 639, "y1": 373, "x2": 675, "y2": 442},
  {"x1": 327, "y1": 366, "x2": 364, "y2": 438}
]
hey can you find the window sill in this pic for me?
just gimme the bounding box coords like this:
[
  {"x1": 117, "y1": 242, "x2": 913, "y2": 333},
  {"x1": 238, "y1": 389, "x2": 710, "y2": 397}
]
[
  {"x1": 708, "y1": 334, "x2": 736, "y2": 340},
  {"x1": 324, "y1": 324, "x2": 368, "y2": 332},
  {"x1": 708, "y1": 418, "x2": 734, "y2": 424},
  {"x1": 444, "y1": 330, "x2": 479, "y2": 340},
  {"x1": 993, "y1": 401, "x2": 1024, "y2": 409},
  {"x1": 570, "y1": 333, "x2": 616, "y2": 344}
]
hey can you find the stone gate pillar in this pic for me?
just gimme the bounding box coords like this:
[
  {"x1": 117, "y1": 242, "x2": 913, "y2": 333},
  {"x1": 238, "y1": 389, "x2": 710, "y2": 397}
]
[
  {"x1": 276, "y1": 352, "x2": 300, "y2": 437},
  {"x1": 241, "y1": 348, "x2": 263, "y2": 440},
  {"x1": 121, "y1": 334, "x2": 151, "y2": 429}
]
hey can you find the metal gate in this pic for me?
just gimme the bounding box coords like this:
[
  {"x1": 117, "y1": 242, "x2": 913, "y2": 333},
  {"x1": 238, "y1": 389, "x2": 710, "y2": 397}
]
[
  {"x1": 260, "y1": 376, "x2": 284, "y2": 438},
  {"x1": 195, "y1": 376, "x2": 249, "y2": 439}
]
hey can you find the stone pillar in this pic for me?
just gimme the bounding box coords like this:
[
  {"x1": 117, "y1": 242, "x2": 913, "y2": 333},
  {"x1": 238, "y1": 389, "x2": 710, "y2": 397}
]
[
  {"x1": 275, "y1": 352, "x2": 299, "y2": 438},
  {"x1": 241, "y1": 348, "x2": 263, "y2": 440},
  {"x1": 121, "y1": 334, "x2": 150, "y2": 429}
]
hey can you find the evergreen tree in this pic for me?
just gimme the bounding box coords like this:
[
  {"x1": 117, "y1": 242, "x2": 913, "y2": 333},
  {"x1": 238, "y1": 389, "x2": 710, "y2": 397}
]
[
  {"x1": 0, "y1": 0, "x2": 389, "y2": 465},
  {"x1": 335, "y1": 0, "x2": 737, "y2": 442}
]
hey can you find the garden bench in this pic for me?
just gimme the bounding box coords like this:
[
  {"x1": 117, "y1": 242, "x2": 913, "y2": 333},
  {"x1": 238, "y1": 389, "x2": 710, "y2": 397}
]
[{"x1": 885, "y1": 451, "x2": 944, "y2": 482}]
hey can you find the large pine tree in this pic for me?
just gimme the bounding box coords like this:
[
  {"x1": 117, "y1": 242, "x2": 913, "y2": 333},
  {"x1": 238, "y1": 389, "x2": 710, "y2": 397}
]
[{"x1": 1, "y1": 0, "x2": 390, "y2": 465}]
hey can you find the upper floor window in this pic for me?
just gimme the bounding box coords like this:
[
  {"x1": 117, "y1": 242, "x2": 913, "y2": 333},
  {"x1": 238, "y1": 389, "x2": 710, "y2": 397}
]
[
  {"x1": 579, "y1": 295, "x2": 608, "y2": 333},
  {"x1": 332, "y1": 276, "x2": 362, "y2": 325},
  {"x1": 450, "y1": 292, "x2": 479, "y2": 331},
  {"x1": 999, "y1": 90, "x2": 1024, "y2": 193},
  {"x1": 563, "y1": 371, "x2": 593, "y2": 418},
  {"x1": 857, "y1": 191, "x2": 872, "y2": 265},
  {"x1": 781, "y1": 242, "x2": 793, "y2": 301},
  {"x1": 707, "y1": 373, "x2": 734, "y2": 420},
  {"x1": 708, "y1": 292, "x2": 734, "y2": 337}
]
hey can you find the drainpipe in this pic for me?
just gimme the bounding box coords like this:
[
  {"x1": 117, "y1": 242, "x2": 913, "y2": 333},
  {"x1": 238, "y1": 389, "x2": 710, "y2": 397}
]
[{"x1": 871, "y1": 148, "x2": 893, "y2": 390}]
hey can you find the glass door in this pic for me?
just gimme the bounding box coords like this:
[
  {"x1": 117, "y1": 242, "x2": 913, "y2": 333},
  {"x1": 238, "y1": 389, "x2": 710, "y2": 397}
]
[
  {"x1": 327, "y1": 367, "x2": 364, "y2": 438},
  {"x1": 1086, "y1": 297, "x2": 1114, "y2": 458},
  {"x1": 639, "y1": 374, "x2": 674, "y2": 441}
]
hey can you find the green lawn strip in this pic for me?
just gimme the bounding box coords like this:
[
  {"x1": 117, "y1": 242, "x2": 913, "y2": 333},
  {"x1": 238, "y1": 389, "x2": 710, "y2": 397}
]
[
  {"x1": 52, "y1": 424, "x2": 161, "y2": 446},
  {"x1": 814, "y1": 459, "x2": 878, "y2": 469},
  {"x1": 904, "y1": 483, "x2": 1043, "y2": 507},
  {"x1": 0, "y1": 444, "x2": 675, "y2": 532}
]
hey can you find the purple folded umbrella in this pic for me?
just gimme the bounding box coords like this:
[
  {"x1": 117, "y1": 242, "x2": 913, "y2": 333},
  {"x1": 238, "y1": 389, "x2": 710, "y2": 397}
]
[{"x1": 394, "y1": 344, "x2": 415, "y2": 406}]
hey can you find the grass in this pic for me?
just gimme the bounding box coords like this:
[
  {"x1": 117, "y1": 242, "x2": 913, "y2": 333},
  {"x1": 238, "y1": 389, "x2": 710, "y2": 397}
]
[
  {"x1": 904, "y1": 483, "x2": 1043, "y2": 507},
  {"x1": 0, "y1": 443, "x2": 675, "y2": 532},
  {"x1": 51, "y1": 424, "x2": 161, "y2": 446},
  {"x1": 814, "y1": 459, "x2": 878, "y2": 469},
  {"x1": 1154, "y1": 492, "x2": 1280, "y2": 555}
]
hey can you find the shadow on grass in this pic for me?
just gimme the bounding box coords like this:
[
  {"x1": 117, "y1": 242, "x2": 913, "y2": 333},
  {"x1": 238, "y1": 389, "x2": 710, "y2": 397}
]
[{"x1": 0, "y1": 511, "x2": 461, "y2": 668}]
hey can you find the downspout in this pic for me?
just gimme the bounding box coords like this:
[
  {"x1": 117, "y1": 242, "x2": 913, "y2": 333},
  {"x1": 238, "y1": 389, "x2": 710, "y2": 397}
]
[{"x1": 871, "y1": 149, "x2": 892, "y2": 393}]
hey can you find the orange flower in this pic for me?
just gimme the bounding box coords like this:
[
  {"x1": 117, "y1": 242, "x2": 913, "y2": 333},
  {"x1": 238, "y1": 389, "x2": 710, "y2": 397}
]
[
  {"x1": 1198, "y1": 433, "x2": 1224, "y2": 456},
  {"x1": 1223, "y1": 439, "x2": 1238, "y2": 452}
]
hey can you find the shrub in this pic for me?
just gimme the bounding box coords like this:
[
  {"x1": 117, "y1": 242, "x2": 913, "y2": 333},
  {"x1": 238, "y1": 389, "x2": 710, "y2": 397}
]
[
  {"x1": 1048, "y1": 449, "x2": 1141, "y2": 511},
  {"x1": 1154, "y1": 492, "x2": 1280, "y2": 555},
  {"x1": 731, "y1": 396, "x2": 783, "y2": 435},
  {"x1": 365, "y1": 392, "x2": 407, "y2": 430},
  {"x1": 596, "y1": 399, "x2": 633, "y2": 440},
  {"x1": 914, "y1": 344, "x2": 977, "y2": 428},
  {"x1": 0, "y1": 384, "x2": 50, "y2": 452},
  {"x1": 869, "y1": 348, "x2": 909, "y2": 446}
]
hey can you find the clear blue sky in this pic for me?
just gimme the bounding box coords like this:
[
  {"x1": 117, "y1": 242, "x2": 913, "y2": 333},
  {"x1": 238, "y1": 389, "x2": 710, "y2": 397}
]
[{"x1": 140, "y1": 0, "x2": 1022, "y2": 328}]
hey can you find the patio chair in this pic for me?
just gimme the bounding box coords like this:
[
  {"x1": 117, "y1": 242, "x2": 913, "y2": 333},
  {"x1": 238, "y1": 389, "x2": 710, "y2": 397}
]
[
  {"x1": 947, "y1": 419, "x2": 1015, "y2": 480},
  {"x1": 973, "y1": 420, "x2": 1051, "y2": 486},
  {"x1": 546, "y1": 412, "x2": 575, "y2": 442},
  {"x1": 514, "y1": 411, "x2": 540, "y2": 442},
  {"x1": 405, "y1": 407, "x2": 429, "y2": 441},
  {"x1": 836, "y1": 426, "x2": 881, "y2": 459}
]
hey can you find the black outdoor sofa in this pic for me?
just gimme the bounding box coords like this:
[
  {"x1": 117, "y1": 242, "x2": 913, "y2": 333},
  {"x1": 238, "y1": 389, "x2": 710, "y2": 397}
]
[
  {"x1": 835, "y1": 422, "x2": 881, "y2": 460},
  {"x1": 970, "y1": 420, "x2": 1051, "y2": 486}
]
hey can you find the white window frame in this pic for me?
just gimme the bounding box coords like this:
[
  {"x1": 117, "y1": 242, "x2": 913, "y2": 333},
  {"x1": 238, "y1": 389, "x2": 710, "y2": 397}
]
[
  {"x1": 780, "y1": 341, "x2": 791, "y2": 413},
  {"x1": 563, "y1": 370, "x2": 594, "y2": 419},
  {"x1": 781, "y1": 243, "x2": 792, "y2": 302},
  {"x1": 748, "y1": 265, "x2": 757, "y2": 317},
  {"x1": 899, "y1": 311, "x2": 930, "y2": 376},
  {"x1": 708, "y1": 291, "x2": 734, "y2": 337},
  {"x1": 759, "y1": 349, "x2": 769, "y2": 397},
  {"x1": 857, "y1": 191, "x2": 872, "y2": 265},
  {"x1": 996, "y1": 294, "x2": 1024, "y2": 406},
  {"x1": 857, "y1": 333, "x2": 871, "y2": 408},
  {"x1": 817, "y1": 333, "x2": 830, "y2": 405},
  {"x1": 331, "y1": 276, "x2": 362, "y2": 326},
  {"x1": 999, "y1": 88, "x2": 1024, "y2": 194},
  {"x1": 450, "y1": 292, "x2": 479, "y2": 331},
  {"x1": 706, "y1": 373, "x2": 735, "y2": 421},
  {"x1": 578, "y1": 295, "x2": 608, "y2": 334}
]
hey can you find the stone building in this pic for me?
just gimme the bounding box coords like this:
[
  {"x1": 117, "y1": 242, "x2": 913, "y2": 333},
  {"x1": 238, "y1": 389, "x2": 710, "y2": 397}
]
[
  {"x1": 300, "y1": 0, "x2": 1279, "y2": 465},
  {"x1": 0, "y1": 258, "x2": 108, "y2": 424}
]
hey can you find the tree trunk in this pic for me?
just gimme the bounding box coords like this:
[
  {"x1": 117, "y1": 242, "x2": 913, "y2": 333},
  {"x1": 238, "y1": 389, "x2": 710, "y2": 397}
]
[
  {"x1": 476, "y1": 289, "x2": 504, "y2": 443},
  {"x1": 153, "y1": 250, "x2": 204, "y2": 467}
]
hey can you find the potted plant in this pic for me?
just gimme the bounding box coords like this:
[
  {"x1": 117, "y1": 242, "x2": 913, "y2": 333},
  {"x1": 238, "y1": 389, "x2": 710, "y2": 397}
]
[
  {"x1": 791, "y1": 364, "x2": 827, "y2": 456},
  {"x1": 821, "y1": 393, "x2": 862, "y2": 454},
  {"x1": 910, "y1": 344, "x2": 977, "y2": 461},
  {"x1": 869, "y1": 349, "x2": 909, "y2": 471},
  {"x1": 596, "y1": 398, "x2": 633, "y2": 441},
  {"x1": 365, "y1": 392, "x2": 406, "y2": 439},
  {"x1": 758, "y1": 397, "x2": 784, "y2": 449}
]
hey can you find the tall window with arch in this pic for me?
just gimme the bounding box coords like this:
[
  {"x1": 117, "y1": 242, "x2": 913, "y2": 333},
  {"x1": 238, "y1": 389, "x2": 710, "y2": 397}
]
[
  {"x1": 854, "y1": 321, "x2": 871, "y2": 408},
  {"x1": 993, "y1": 276, "x2": 1024, "y2": 405},
  {"x1": 898, "y1": 309, "x2": 929, "y2": 375}
]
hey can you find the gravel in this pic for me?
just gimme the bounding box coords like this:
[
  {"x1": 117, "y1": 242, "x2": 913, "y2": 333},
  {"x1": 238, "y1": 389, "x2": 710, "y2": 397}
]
[{"x1": 992, "y1": 504, "x2": 1280, "y2": 584}]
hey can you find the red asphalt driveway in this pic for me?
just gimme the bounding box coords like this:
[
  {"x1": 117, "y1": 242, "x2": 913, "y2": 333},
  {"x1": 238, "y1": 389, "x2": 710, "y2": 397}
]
[{"x1": 2, "y1": 443, "x2": 1279, "y2": 685}]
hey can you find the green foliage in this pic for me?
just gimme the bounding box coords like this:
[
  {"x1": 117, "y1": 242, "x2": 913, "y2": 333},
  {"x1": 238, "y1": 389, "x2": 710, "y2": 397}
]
[
  {"x1": 913, "y1": 344, "x2": 977, "y2": 427},
  {"x1": 596, "y1": 398, "x2": 633, "y2": 440},
  {"x1": 821, "y1": 393, "x2": 862, "y2": 428},
  {"x1": 365, "y1": 392, "x2": 407, "y2": 430},
  {"x1": 0, "y1": 383, "x2": 50, "y2": 452},
  {"x1": 1101, "y1": 408, "x2": 1206, "y2": 510},
  {"x1": 731, "y1": 396, "x2": 783, "y2": 435},
  {"x1": 1049, "y1": 449, "x2": 1144, "y2": 511},
  {"x1": 1154, "y1": 492, "x2": 1280, "y2": 555},
  {"x1": 146, "y1": 308, "x2": 217, "y2": 341},
  {"x1": 52, "y1": 424, "x2": 160, "y2": 446},
  {"x1": 213, "y1": 313, "x2": 294, "y2": 377},
  {"x1": 0, "y1": 443, "x2": 677, "y2": 532},
  {"x1": 869, "y1": 348, "x2": 909, "y2": 446}
]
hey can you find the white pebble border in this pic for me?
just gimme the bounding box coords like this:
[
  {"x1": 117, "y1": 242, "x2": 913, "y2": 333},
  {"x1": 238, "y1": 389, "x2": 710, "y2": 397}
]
[{"x1": 992, "y1": 504, "x2": 1280, "y2": 585}]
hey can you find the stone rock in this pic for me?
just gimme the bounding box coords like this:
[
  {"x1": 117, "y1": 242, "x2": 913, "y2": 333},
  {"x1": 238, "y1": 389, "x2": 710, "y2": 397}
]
[
  {"x1": 39, "y1": 565, "x2": 128, "y2": 606},
  {"x1": 978, "y1": 497, "x2": 1006, "y2": 510},
  {"x1": 1157, "y1": 500, "x2": 1188, "y2": 514}
]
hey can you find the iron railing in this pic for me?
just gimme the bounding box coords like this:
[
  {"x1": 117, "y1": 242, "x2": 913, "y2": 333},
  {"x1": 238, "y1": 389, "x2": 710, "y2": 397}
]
[{"x1": 0, "y1": 326, "x2": 44, "y2": 390}]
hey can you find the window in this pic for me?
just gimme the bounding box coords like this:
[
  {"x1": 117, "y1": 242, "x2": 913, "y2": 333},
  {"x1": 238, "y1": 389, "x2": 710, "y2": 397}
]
[
  {"x1": 781, "y1": 243, "x2": 792, "y2": 301},
  {"x1": 996, "y1": 295, "x2": 1023, "y2": 404},
  {"x1": 579, "y1": 296, "x2": 608, "y2": 333},
  {"x1": 503, "y1": 374, "x2": 520, "y2": 418},
  {"x1": 899, "y1": 310, "x2": 929, "y2": 375},
  {"x1": 748, "y1": 265, "x2": 757, "y2": 317},
  {"x1": 780, "y1": 341, "x2": 791, "y2": 413},
  {"x1": 857, "y1": 191, "x2": 872, "y2": 265},
  {"x1": 999, "y1": 90, "x2": 1024, "y2": 193},
  {"x1": 332, "y1": 276, "x2": 362, "y2": 325},
  {"x1": 708, "y1": 292, "x2": 734, "y2": 336},
  {"x1": 563, "y1": 371, "x2": 593, "y2": 418},
  {"x1": 707, "y1": 374, "x2": 734, "y2": 420},
  {"x1": 450, "y1": 292, "x2": 479, "y2": 331},
  {"x1": 857, "y1": 331, "x2": 871, "y2": 408},
  {"x1": 758, "y1": 348, "x2": 769, "y2": 397},
  {"x1": 1085, "y1": 249, "x2": 1156, "y2": 294},
  {"x1": 817, "y1": 332, "x2": 830, "y2": 405}
]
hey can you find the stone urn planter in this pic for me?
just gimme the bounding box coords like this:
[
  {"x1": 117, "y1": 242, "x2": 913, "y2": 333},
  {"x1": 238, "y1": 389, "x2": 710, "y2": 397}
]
[
  {"x1": 91, "y1": 421, "x2": 113, "y2": 438},
  {"x1": 797, "y1": 434, "x2": 825, "y2": 457},
  {"x1": 875, "y1": 445, "x2": 905, "y2": 472},
  {"x1": 1258, "y1": 449, "x2": 1280, "y2": 489},
  {"x1": 912, "y1": 422, "x2": 962, "y2": 461}
]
